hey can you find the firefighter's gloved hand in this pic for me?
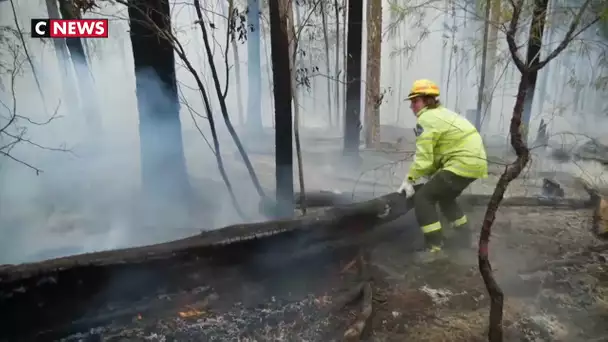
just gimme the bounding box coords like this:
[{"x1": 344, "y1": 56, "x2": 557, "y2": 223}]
[{"x1": 398, "y1": 179, "x2": 415, "y2": 198}]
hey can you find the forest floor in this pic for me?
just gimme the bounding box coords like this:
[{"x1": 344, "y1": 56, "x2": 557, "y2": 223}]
[{"x1": 60, "y1": 181, "x2": 608, "y2": 341}]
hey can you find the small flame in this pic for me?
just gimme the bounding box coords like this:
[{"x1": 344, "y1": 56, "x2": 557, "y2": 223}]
[{"x1": 178, "y1": 308, "x2": 203, "y2": 318}]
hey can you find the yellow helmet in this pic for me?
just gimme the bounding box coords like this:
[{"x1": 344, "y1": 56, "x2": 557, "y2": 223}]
[{"x1": 406, "y1": 79, "x2": 440, "y2": 100}]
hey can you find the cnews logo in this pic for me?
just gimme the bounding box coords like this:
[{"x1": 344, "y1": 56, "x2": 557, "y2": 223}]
[{"x1": 31, "y1": 19, "x2": 109, "y2": 38}]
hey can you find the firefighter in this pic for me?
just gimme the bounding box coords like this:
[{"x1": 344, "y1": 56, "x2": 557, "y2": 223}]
[{"x1": 397, "y1": 79, "x2": 488, "y2": 257}]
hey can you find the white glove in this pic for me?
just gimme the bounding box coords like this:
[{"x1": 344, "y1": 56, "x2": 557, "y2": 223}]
[{"x1": 397, "y1": 179, "x2": 415, "y2": 198}]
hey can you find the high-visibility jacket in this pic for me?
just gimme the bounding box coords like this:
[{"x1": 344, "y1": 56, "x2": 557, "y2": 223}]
[{"x1": 407, "y1": 106, "x2": 488, "y2": 181}]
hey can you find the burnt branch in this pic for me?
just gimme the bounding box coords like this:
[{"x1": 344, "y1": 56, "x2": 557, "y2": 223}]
[
  {"x1": 505, "y1": 0, "x2": 526, "y2": 73},
  {"x1": 7, "y1": 0, "x2": 49, "y2": 117},
  {"x1": 344, "y1": 281, "x2": 372, "y2": 340},
  {"x1": 193, "y1": 0, "x2": 268, "y2": 201},
  {"x1": 343, "y1": 248, "x2": 372, "y2": 341}
]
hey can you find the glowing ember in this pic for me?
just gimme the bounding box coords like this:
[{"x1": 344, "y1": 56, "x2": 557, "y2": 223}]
[{"x1": 178, "y1": 308, "x2": 204, "y2": 318}]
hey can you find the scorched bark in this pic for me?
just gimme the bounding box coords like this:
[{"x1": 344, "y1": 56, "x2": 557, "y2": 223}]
[
  {"x1": 343, "y1": 0, "x2": 364, "y2": 158},
  {"x1": 128, "y1": 0, "x2": 191, "y2": 205},
  {"x1": 268, "y1": 0, "x2": 294, "y2": 217}
]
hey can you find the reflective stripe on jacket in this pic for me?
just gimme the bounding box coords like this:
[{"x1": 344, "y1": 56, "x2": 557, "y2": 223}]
[{"x1": 407, "y1": 106, "x2": 488, "y2": 181}]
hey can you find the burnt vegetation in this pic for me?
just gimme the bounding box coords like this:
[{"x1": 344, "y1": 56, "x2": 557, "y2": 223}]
[{"x1": 1, "y1": 0, "x2": 608, "y2": 341}]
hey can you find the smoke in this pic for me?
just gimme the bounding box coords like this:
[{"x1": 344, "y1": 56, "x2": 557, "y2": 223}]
[{"x1": 0, "y1": 2, "x2": 281, "y2": 265}]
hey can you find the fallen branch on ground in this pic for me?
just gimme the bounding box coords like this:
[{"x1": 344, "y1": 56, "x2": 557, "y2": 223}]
[{"x1": 343, "y1": 249, "x2": 373, "y2": 341}]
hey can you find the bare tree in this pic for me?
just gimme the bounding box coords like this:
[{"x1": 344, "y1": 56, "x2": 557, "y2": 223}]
[
  {"x1": 319, "y1": 0, "x2": 334, "y2": 127},
  {"x1": 192, "y1": 0, "x2": 269, "y2": 201},
  {"x1": 480, "y1": 0, "x2": 501, "y2": 132},
  {"x1": 333, "y1": 0, "x2": 342, "y2": 126},
  {"x1": 227, "y1": 0, "x2": 245, "y2": 125},
  {"x1": 247, "y1": 0, "x2": 264, "y2": 131},
  {"x1": 1, "y1": 28, "x2": 65, "y2": 174},
  {"x1": 480, "y1": 0, "x2": 603, "y2": 339},
  {"x1": 287, "y1": 0, "x2": 307, "y2": 214},
  {"x1": 7, "y1": 0, "x2": 49, "y2": 116}
]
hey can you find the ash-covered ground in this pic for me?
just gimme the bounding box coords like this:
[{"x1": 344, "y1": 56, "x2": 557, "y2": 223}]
[{"x1": 59, "y1": 201, "x2": 608, "y2": 341}]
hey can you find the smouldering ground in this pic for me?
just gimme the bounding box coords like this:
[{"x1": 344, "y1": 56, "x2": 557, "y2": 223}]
[
  {"x1": 368, "y1": 206, "x2": 608, "y2": 341},
  {"x1": 59, "y1": 205, "x2": 608, "y2": 342}
]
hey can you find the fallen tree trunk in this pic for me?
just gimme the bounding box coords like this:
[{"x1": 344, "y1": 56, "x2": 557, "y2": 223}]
[{"x1": 0, "y1": 192, "x2": 415, "y2": 339}]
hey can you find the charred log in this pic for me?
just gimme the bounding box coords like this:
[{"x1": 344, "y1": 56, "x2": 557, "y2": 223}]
[{"x1": 0, "y1": 193, "x2": 411, "y2": 339}]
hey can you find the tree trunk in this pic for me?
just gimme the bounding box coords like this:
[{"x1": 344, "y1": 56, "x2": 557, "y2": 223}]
[
  {"x1": 320, "y1": 1, "x2": 334, "y2": 128},
  {"x1": 343, "y1": 0, "x2": 364, "y2": 159},
  {"x1": 228, "y1": 0, "x2": 245, "y2": 126},
  {"x1": 397, "y1": 21, "x2": 404, "y2": 121},
  {"x1": 286, "y1": 0, "x2": 307, "y2": 214},
  {"x1": 364, "y1": 0, "x2": 382, "y2": 148},
  {"x1": 127, "y1": 0, "x2": 191, "y2": 207},
  {"x1": 341, "y1": 0, "x2": 348, "y2": 130},
  {"x1": 260, "y1": 22, "x2": 275, "y2": 125},
  {"x1": 334, "y1": 0, "x2": 341, "y2": 128},
  {"x1": 268, "y1": 0, "x2": 294, "y2": 218},
  {"x1": 520, "y1": 0, "x2": 549, "y2": 143},
  {"x1": 536, "y1": 1, "x2": 555, "y2": 118},
  {"x1": 44, "y1": 0, "x2": 78, "y2": 116},
  {"x1": 474, "y1": 0, "x2": 491, "y2": 131},
  {"x1": 247, "y1": 0, "x2": 263, "y2": 131},
  {"x1": 480, "y1": 0, "x2": 501, "y2": 132},
  {"x1": 57, "y1": 0, "x2": 101, "y2": 135}
]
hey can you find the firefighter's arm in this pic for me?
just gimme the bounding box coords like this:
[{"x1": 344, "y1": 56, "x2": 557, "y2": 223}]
[{"x1": 407, "y1": 122, "x2": 438, "y2": 182}]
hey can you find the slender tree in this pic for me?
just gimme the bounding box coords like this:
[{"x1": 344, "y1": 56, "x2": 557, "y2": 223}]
[
  {"x1": 480, "y1": 0, "x2": 501, "y2": 132},
  {"x1": 343, "y1": 0, "x2": 364, "y2": 158},
  {"x1": 227, "y1": 0, "x2": 245, "y2": 125},
  {"x1": 247, "y1": 0, "x2": 263, "y2": 131},
  {"x1": 334, "y1": 0, "x2": 341, "y2": 127},
  {"x1": 286, "y1": 0, "x2": 307, "y2": 214},
  {"x1": 364, "y1": 0, "x2": 382, "y2": 147},
  {"x1": 481, "y1": 0, "x2": 601, "y2": 339},
  {"x1": 474, "y1": 0, "x2": 491, "y2": 131},
  {"x1": 320, "y1": 0, "x2": 334, "y2": 127},
  {"x1": 268, "y1": 0, "x2": 294, "y2": 217},
  {"x1": 8, "y1": 0, "x2": 48, "y2": 116},
  {"x1": 520, "y1": 0, "x2": 550, "y2": 142}
]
